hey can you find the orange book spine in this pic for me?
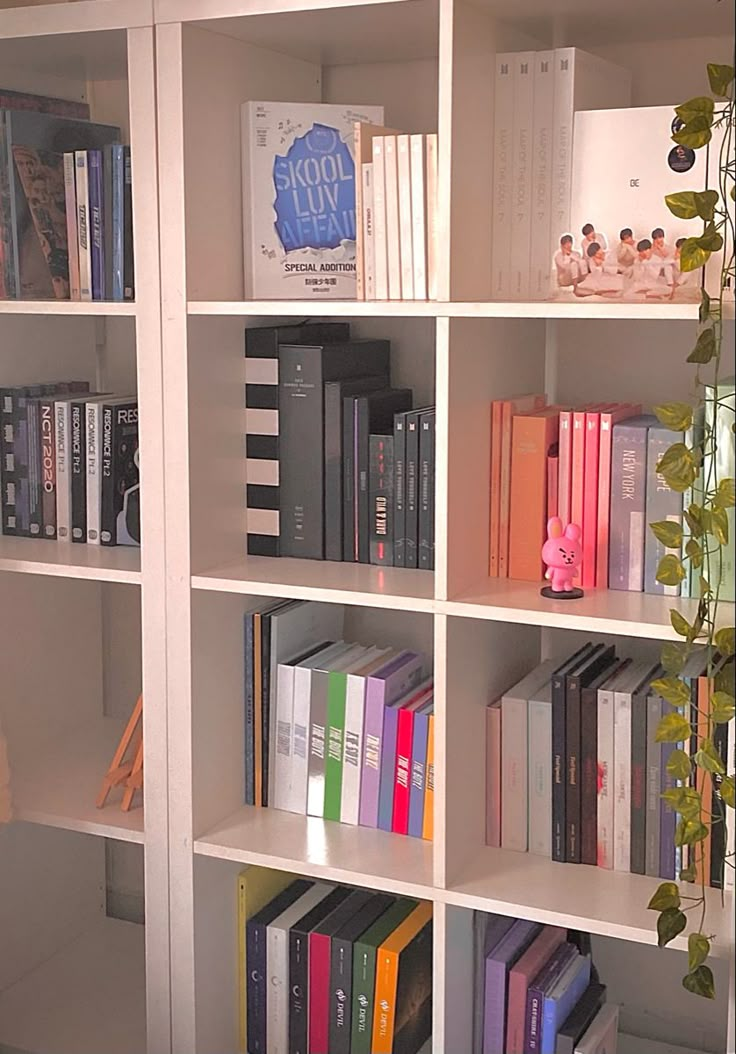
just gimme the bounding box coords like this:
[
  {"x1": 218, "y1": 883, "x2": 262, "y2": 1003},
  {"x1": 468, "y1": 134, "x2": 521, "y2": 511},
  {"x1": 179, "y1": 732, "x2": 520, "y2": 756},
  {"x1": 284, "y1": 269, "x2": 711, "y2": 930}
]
[
  {"x1": 254, "y1": 613, "x2": 263, "y2": 805},
  {"x1": 695, "y1": 675, "x2": 712, "y2": 886},
  {"x1": 422, "y1": 714, "x2": 434, "y2": 841},
  {"x1": 372, "y1": 902, "x2": 434, "y2": 1053},
  {"x1": 498, "y1": 393, "x2": 546, "y2": 576},
  {"x1": 489, "y1": 401, "x2": 503, "y2": 576},
  {"x1": 508, "y1": 411, "x2": 559, "y2": 581}
]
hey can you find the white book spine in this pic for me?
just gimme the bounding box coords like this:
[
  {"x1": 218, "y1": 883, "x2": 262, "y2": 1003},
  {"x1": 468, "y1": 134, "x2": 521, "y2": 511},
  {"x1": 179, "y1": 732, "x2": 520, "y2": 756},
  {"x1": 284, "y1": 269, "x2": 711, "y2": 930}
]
[
  {"x1": 425, "y1": 134, "x2": 438, "y2": 300},
  {"x1": 63, "y1": 153, "x2": 80, "y2": 301},
  {"x1": 273, "y1": 664, "x2": 295, "y2": 811},
  {"x1": 397, "y1": 134, "x2": 414, "y2": 299},
  {"x1": 372, "y1": 137, "x2": 388, "y2": 300},
  {"x1": 55, "y1": 401, "x2": 71, "y2": 540},
  {"x1": 491, "y1": 54, "x2": 515, "y2": 299},
  {"x1": 362, "y1": 163, "x2": 376, "y2": 301},
  {"x1": 290, "y1": 664, "x2": 314, "y2": 814},
  {"x1": 528, "y1": 697, "x2": 552, "y2": 856},
  {"x1": 501, "y1": 694, "x2": 527, "y2": 851},
  {"x1": 85, "y1": 401, "x2": 102, "y2": 544},
  {"x1": 551, "y1": 49, "x2": 575, "y2": 260},
  {"x1": 613, "y1": 688, "x2": 632, "y2": 872},
  {"x1": 240, "y1": 105, "x2": 255, "y2": 299},
  {"x1": 384, "y1": 135, "x2": 401, "y2": 300},
  {"x1": 509, "y1": 52, "x2": 535, "y2": 299},
  {"x1": 529, "y1": 51, "x2": 556, "y2": 299},
  {"x1": 597, "y1": 687, "x2": 615, "y2": 869},
  {"x1": 75, "y1": 151, "x2": 92, "y2": 302},
  {"x1": 266, "y1": 925, "x2": 289, "y2": 1054},
  {"x1": 306, "y1": 668, "x2": 328, "y2": 818},
  {"x1": 410, "y1": 134, "x2": 427, "y2": 300},
  {"x1": 341, "y1": 672, "x2": 367, "y2": 825}
]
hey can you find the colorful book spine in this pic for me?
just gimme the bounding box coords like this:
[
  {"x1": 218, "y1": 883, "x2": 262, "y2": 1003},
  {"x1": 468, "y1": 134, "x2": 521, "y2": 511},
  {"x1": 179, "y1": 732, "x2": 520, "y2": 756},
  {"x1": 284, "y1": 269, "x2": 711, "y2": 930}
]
[
  {"x1": 75, "y1": 151, "x2": 92, "y2": 301},
  {"x1": 377, "y1": 702, "x2": 402, "y2": 832},
  {"x1": 483, "y1": 919, "x2": 541, "y2": 1054},
  {"x1": 88, "y1": 149, "x2": 104, "y2": 300},
  {"x1": 423, "y1": 713, "x2": 434, "y2": 841},
  {"x1": 508, "y1": 410, "x2": 559, "y2": 581},
  {"x1": 581, "y1": 411, "x2": 602, "y2": 588},
  {"x1": 507, "y1": 926, "x2": 566, "y2": 1054},
  {"x1": 39, "y1": 397, "x2": 57, "y2": 538},
  {"x1": 557, "y1": 410, "x2": 572, "y2": 527},
  {"x1": 392, "y1": 704, "x2": 415, "y2": 835},
  {"x1": 609, "y1": 416, "x2": 652, "y2": 591},
  {"x1": 408, "y1": 703, "x2": 432, "y2": 838},
  {"x1": 486, "y1": 699, "x2": 502, "y2": 847},
  {"x1": 524, "y1": 943, "x2": 577, "y2": 1053},
  {"x1": 111, "y1": 143, "x2": 125, "y2": 302},
  {"x1": 540, "y1": 954, "x2": 591, "y2": 1054},
  {"x1": 324, "y1": 670, "x2": 349, "y2": 822},
  {"x1": 340, "y1": 668, "x2": 369, "y2": 826},
  {"x1": 570, "y1": 409, "x2": 587, "y2": 540},
  {"x1": 489, "y1": 400, "x2": 503, "y2": 575}
]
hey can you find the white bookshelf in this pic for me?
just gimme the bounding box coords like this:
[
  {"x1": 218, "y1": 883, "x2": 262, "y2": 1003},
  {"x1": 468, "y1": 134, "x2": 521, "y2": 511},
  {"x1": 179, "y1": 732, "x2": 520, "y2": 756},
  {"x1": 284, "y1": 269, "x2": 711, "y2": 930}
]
[{"x1": 0, "y1": 1, "x2": 734, "y2": 1054}]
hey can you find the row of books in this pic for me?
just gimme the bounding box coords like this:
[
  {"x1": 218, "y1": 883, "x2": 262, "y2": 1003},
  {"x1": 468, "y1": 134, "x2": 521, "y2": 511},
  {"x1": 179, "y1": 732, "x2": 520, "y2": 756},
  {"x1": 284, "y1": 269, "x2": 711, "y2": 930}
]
[
  {"x1": 486, "y1": 643, "x2": 735, "y2": 889},
  {"x1": 474, "y1": 912, "x2": 618, "y2": 1054},
  {"x1": 0, "y1": 86, "x2": 133, "y2": 300},
  {"x1": 354, "y1": 126, "x2": 438, "y2": 301},
  {"x1": 238, "y1": 866, "x2": 432, "y2": 1054},
  {"x1": 489, "y1": 395, "x2": 695, "y2": 595},
  {"x1": 0, "y1": 382, "x2": 140, "y2": 546},
  {"x1": 243, "y1": 599, "x2": 434, "y2": 841},
  {"x1": 245, "y1": 322, "x2": 435, "y2": 569}
]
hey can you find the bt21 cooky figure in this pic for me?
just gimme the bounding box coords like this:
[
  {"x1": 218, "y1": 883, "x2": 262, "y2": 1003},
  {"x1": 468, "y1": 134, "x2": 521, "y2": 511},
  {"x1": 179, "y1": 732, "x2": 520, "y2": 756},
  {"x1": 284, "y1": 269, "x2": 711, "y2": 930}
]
[{"x1": 541, "y1": 517, "x2": 584, "y2": 600}]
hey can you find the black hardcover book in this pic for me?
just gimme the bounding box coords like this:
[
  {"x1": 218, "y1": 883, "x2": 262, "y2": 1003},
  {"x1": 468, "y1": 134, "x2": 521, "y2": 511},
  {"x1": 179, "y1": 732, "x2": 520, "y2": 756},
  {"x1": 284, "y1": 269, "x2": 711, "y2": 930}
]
[
  {"x1": 324, "y1": 374, "x2": 386, "y2": 562},
  {"x1": 38, "y1": 395, "x2": 57, "y2": 538},
  {"x1": 14, "y1": 386, "x2": 44, "y2": 537},
  {"x1": 418, "y1": 410, "x2": 435, "y2": 571},
  {"x1": 631, "y1": 667, "x2": 660, "y2": 876},
  {"x1": 103, "y1": 144, "x2": 114, "y2": 301},
  {"x1": 328, "y1": 893, "x2": 395, "y2": 1054},
  {"x1": 0, "y1": 384, "x2": 33, "y2": 536},
  {"x1": 554, "y1": 981, "x2": 607, "y2": 1054},
  {"x1": 369, "y1": 434, "x2": 394, "y2": 566},
  {"x1": 580, "y1": 659, "x2": 624, "y2": 866},
  {"x1": 246, "y1": 879, "x2": 312, "y2": 1054},
  {"x1": 123, "y1": 146, "x2": 134, "y2": 300},
  {"x1": 100, "y1": 400, "x2": 138, "y2": 545},
  {"x1": 566, "y1": 645, "x2": 616, "y2": 863},
  {"x1": 279, "y1": 339, "x2": 390, "y2": 560},
  {"x1": 259, "y1": 599, "x2": 292, "y2": 806},
  {"x1": 391, "y1": 915, "x2": 433, "y2": 1054},
  {"x1": 393, "y1": 412, "x2": 408, "y2": 567},
  {"x1": 354, "y1": 388, "x2": 411, "y2": 564},
  {"x1": 244, "y1": 610, "x2": 256, "y2": 805},
  {"x1": 403, "y1": 408, "x2": 428, "y2": 570},
  {"x1": 289, "y1": 887, "x2": 352, "y2": 1054},
  {"x1": 70, "y1": 397, "x2": 87, "y2": 542},
  {"x1": 26, "y1": 396, "x2": 44, "y2": 538},
  {"x1": 551, "y1": 642, "x2": 600, "y2": 863},
  {"x1": 245, "y1": 322, "x2": 350, "y2": 558}
]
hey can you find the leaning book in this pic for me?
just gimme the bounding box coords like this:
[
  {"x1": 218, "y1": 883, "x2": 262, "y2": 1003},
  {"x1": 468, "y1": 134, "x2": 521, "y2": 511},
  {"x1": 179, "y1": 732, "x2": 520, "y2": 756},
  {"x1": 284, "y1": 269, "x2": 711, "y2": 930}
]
[{"x1": 241, "y1": 101, "x2": 384, "y2": 300}]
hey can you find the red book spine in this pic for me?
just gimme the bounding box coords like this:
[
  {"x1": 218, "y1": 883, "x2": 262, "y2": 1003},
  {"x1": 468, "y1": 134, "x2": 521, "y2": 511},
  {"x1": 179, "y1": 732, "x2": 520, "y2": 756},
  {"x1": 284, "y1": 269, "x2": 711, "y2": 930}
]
[
  {"x1": 308, "y1": 932, "x2": 332, "y2": 1054},
  {"x1": 558, "y1": 410, "x2": 572, "y2": 526},
  {"x1": 582, "y1": 412, "x2": 601, "y2": 588},
  {"x1": 571, "y1": 410, "x2": 587, "y2": 531},
  {"x1": 392, "y1": 707, "x2": 414, "y2": 834}
]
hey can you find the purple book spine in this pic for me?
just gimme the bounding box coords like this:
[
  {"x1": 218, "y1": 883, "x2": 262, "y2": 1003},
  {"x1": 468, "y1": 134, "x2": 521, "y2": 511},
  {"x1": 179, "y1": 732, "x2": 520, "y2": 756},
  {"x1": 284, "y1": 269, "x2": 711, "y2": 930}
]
[
  {"x1": 88, "y1": 150, "x2": 105, "y2": 301},
  {"x1": 644, "y1": 426, "x2": 684, "y2": 596},
  {"x1": 377, "y1": 705, "x2": 401, "y2": 831},
  {"x1": 660, "y1": 736, "x2": 677, "y2": 879},
  {"x1": 359, "y1": 652, "x2": 423, "y2": 828},
  {"x1": 608, "y1": 418, "x2": 652, "y2": 592},
  {"x1": 408, "y1": 709, "x2": 430, "y2": 838},
  {"x1": 483, "y1": 919, "x2": 540, "y2": 1054},
  {"x1": 523, "y1": 943, "x2": 576, "y2": 1053}
]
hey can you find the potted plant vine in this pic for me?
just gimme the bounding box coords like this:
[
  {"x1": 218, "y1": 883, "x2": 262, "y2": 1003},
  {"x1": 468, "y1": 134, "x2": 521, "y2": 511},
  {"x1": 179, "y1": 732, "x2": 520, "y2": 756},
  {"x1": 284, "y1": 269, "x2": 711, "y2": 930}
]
[{"x1": 646, "y1": 62, "x2": 735, "y2": 999}]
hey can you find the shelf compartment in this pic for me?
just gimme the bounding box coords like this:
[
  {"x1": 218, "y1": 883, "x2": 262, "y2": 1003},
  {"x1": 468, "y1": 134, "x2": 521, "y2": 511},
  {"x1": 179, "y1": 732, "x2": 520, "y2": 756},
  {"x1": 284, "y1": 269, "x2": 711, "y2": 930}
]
[
  {"x1": 192, "y1": 555, "x2": 435, "y2": 611},
  {"x1": 12, "y1": 716, "x2": 144, "y2": 844},
  {"x1": 445, "y1": 845, "x2": 734, "y2": 960},
  {"x1": 0, "y1": 916, "x2": 146, "y2": 1054},
  {"x1": 194, "y1": 804, "x2": 435, "y2": 900},
  {"x1": 444, "y1": 579, "x2": 735, "y2": 642},
  {"x1": 0, "y1": 537, "x2": 141, "y2": 584}
]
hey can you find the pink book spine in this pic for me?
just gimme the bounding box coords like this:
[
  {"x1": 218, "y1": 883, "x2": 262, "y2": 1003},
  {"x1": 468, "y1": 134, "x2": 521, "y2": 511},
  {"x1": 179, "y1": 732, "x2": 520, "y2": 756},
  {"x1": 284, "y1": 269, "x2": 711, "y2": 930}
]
[
  {"x1": 506, "y1": 926, "x2": 567, "y2": 1054},
  {"x1": 489, "y1": 401, "x2": 502, "y2": 576},
  {"x1": 571, "y1": 410, "x2": 587, "y2": 530},
  {"x1": 596, "y1": 404, "x2": 642, "y2": 588},
  {"x1": 486, "y1": 700, "x2": 501, "y2": 846},
  {"x1": 582, "y1": 412, "x2": 601, "y2": 588},
  {"x1": 547, "y1": 453, "x2": 559, "y2": 520},
  {"x1": 392, "y1": 707, "x2": 414, "y2": 834},
  {"x1": 558, "y1": 410, "x2": 572, "y2": 526}
]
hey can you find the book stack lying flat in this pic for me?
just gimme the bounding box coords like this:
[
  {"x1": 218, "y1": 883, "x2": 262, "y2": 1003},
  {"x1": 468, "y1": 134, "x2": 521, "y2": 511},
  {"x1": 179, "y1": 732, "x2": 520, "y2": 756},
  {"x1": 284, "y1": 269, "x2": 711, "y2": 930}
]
[
  {"x1": 0, "y1": 381, "x2": 140, "y2": 546},
  {"x1": 245, "y1": 322, "x2": 436, "y2": 570},
  {"x1": 486, "y1": 643, "x2": 735, "y2": 892},
  {"x1": 0, "y1": 86, "x2": 134, "y2": 301},
  {"x1": 242, "y1": 600, "x2": 435, "y2": 842},
  {"x1": 473, "y1": 910, "x2": 618, "y2": 1054},
  {"x1": 238, "y1": 867, "x2": 432, "y2": 1054}
]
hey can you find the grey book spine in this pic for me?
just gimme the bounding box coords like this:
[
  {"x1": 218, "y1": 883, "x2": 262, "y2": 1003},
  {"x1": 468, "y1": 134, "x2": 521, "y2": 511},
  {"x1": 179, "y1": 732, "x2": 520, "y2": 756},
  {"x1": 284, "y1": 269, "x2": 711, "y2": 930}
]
[
  {"x1": 0, "y1": 386, "x2": 20, "y2": 535},
  {"x1": 644, "y1": 425, "x2": 684, "y2": 596},
  {"x1": 630, "y1": 683, "x2": 649, "y2": 875},
  {"x1": 27, "y1": 399, "x2": 43, "y2": 538},
  {"x1": 609, "y1": 418, "x2": 651, "y2": 592},
  {"x1": 418, "y1": 410, "x2": 435, "y2": 570},
  {"x1": 393, "y1": 412, "x2": 407, "y2": 567},
  {"x1": 103, "y1": 143, "x2": 114, "y2": 300},
  {"x1": 278, "y1": 344, "x2": 325, "y2": 559},
  {"x1": 369, "y1": 434, "x2": 394, "y2": 566},
  {"x1": 645, "y1": 692, "x2": 663, "y2": 877},
  {"x1": 404, "y1": 412, "x2": 420, "y2": 569}
]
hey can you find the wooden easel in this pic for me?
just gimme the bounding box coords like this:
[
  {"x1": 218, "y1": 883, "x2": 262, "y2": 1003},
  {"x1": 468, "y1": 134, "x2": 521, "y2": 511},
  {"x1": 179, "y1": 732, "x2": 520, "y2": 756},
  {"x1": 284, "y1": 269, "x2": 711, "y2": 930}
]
[{"x1": 97, "y1": 694, "x2": 143, "y2": 813}]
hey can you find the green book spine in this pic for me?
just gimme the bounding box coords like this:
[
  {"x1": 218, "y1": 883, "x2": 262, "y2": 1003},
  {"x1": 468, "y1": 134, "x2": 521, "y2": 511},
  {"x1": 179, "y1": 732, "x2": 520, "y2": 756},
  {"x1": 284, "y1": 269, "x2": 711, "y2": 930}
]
[
  {"x1": 350, "y1": 899, "x2": 418, "y2": 1054},
  {"x1": 324, "y1": 671, "x2": 349, "y2": 821}
]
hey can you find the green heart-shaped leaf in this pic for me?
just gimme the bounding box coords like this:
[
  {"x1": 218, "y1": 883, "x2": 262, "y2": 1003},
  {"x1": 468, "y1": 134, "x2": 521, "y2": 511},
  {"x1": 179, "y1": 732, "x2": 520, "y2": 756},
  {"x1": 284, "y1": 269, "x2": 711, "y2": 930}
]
[
  {"x1": 675, "y1": 816, "x2": 708, "y2": 846},
  {"x1": 721, "y1": 775, "x2": 734, "y2": 809},
  {"x1": 657, "y1": 907, "x2": 687, "y2": 947},
  {"x1": 714, "y1": 628, "x2": 735, "y2": 657},
  {"x1": 682, "y1": 964, "x2": 715, "y2": 999},
  {"x1": 664, "y1": 191, "x2": 698, "y2": 219},
  {"x1": 661, "y1": 642, "x2": 688, "y2": 675},
  {"x1": 672, "y1": 114, "x2": 713, "y2": 149},
  {"x1": 648, "y1": 881, "x2": 681, "y2": 911},
  {"x1": 687, "y1": 328, "x2": 716, "y2": 363},
  {"x1": 666, "y1": 748, "x2": 693, "y2": 781},
  {"x1": 653, "y1": 402, "x2": 693, "y2": 432},
  {"x1": 650, "y1": 519, "x2": 684, "y2": 549},
  {"x1": 707, "y1": 62, "x2": 735, "y2": 97},
  {"x1": 657, "y1": 711, "x2": 694, "y2": 743},
  {"x1": 713, "y1": 479, "x2": 735, "y2": 509},
  {"x1": 651, "y1": 676, "x2": 692, "y2": 709},
  {"x1": 694, "y1": 738, "x2": 725, "y2": 774},
  {"x1": 680, "y1": 238, "x2": 710, "y2": 273},
  {"x1": 657, "y1": 554, "x2": 688, "y2": 585}
]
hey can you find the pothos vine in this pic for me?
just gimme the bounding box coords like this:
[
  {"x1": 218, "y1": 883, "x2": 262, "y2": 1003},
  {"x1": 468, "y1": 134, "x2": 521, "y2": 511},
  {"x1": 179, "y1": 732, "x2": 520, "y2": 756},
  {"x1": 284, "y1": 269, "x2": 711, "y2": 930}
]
[{"x1": 646, "y1": 62, "x2": 735, "y2": 999}]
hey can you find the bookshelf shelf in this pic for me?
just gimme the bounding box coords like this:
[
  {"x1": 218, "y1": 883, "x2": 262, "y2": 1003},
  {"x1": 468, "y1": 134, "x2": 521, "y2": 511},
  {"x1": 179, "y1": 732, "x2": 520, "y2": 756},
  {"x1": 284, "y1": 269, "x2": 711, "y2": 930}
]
[
  {"x1": 194, "y1": 805, "x2": 435, "y2": 900},
  {"x1": 445, "y1": 846, "x2": 735, "y2": 961},
  {"x1": 192, "y1": 555, "x2": 436, "y2": 611},
  {"x1": 0, "y1": 537, "x2": 142, "y2": 583},
  {"x1": 0, "y1": 917, "x2": 146, "y2": 1054},
  {"x1": 0, "y1": 299, "x2": 137, "y2": 316},
  {"x1": 11, "y1": 716, "x2": 145, "y2": 844},
  {"x1": 443, "y1": 580, "x2": 736, "y2": 642}
]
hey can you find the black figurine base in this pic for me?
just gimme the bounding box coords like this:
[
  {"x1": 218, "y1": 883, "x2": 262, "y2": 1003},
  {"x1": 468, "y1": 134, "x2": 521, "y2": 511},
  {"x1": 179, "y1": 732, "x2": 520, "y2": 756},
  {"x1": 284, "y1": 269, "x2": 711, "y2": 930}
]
[{"x1": 540, "y1": 586, "x2": 585, "y2": 601}]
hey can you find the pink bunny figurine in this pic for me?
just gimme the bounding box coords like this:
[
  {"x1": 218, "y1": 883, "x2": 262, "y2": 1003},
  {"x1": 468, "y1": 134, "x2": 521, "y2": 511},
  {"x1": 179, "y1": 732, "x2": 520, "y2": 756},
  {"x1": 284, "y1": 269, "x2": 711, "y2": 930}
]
[{"x1": 541, "y1": 517, "x2": 583, "y2": 595}]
